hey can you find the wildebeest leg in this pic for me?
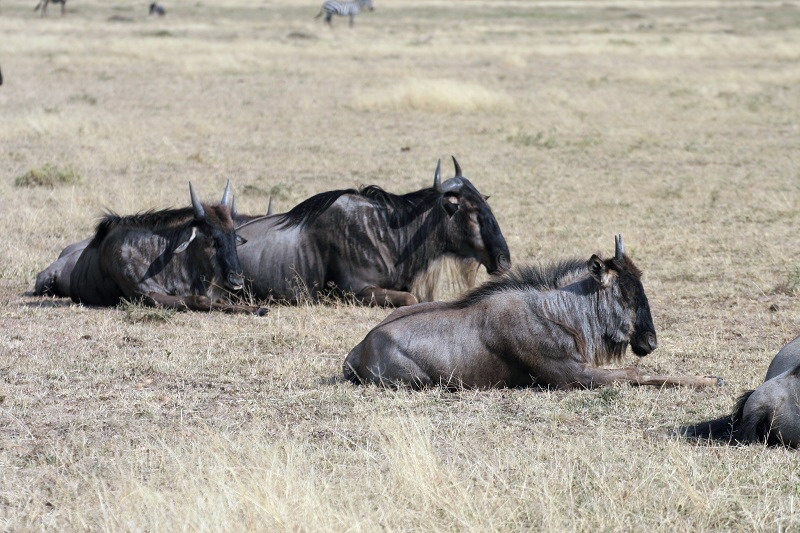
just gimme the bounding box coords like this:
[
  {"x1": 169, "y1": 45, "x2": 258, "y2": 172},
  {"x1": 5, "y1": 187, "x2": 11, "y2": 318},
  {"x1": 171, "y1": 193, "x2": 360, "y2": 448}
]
[
  {"x1": 144, "y1": 292, "x2": 267, "y2": 315},
  {"x1": 569, "y1": 366, "x2": 721, "y2": 389},
  {"x1": 355, "y1": 286, "x2": 419, "y2": 307}
]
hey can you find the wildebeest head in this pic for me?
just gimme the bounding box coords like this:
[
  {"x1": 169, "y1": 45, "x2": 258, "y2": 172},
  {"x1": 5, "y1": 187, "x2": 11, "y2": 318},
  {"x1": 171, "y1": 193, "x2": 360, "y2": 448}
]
[
  {"x1": 433, "y1": 157, "x2": 511, "y2": 275},
  {"x1": 178, "y1": 181, "x2": 247, "y2": 293},
  {"x1": 587, "y1": 234, "x2": 657, "y2": 357}
]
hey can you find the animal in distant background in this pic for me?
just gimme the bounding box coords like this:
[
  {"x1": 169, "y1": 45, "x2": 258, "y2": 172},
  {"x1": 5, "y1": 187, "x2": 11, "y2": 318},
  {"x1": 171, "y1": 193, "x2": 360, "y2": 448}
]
[
  {"x1": 315, "y1": 0, "x2": 373, "y2": 27},
  {"x1": 34, "y1": 0, "x2": 66, "y2": 16},
  {"x1": 681, "y1": 335, "x2": 800, "y2": 447},
  {"x1": 149, "y1": 2, "x2": 165, "y2": 16},
  {"x1": 0, "y1": 68, "x2": 3, "y2": 86}
]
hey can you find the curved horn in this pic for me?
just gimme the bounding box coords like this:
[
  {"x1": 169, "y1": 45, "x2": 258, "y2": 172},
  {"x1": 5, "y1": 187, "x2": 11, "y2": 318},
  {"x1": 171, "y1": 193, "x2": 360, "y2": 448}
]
[
  {"x1": 615, "y1": 234, "x2": 625, "y2": 260},
  {"x1": 189, "y1": 182, "x2": 206, "y2": 220},
  {"x1": 221, "y1": 179, "x2": 233, "y2": 207},
  {"x1": 433, "y1": 159, "x2": 442, "y2": 192},
  {"x1": 266, "y1": 196, "x2": 274, "y2": 216},
  {"x1": 452, "y1": 155, "x2": 462, "y2": 178}
]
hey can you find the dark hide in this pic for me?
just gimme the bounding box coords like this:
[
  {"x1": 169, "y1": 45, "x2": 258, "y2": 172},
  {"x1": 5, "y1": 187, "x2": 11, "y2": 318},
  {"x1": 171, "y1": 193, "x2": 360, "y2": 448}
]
[
  {"x1": 236, "y1": 158, "x2": 511, "y2": 306},
  {"x1": 343, "y1": 235, "x2": 720, "y2": 389},
  {"x1": 34, "y1": 238, "x2": 90, "y2": 297},
  {"x1": 680, "y1": 335, "x2": 800, "y2": 447},
  {"x1": 65, "y1": 183, "x2": 264, "y2": 314}
]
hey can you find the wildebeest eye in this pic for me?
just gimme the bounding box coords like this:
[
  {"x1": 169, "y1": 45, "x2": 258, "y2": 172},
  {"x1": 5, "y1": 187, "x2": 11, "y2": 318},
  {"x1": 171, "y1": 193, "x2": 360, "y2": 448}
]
[{"x1": 236, "y1": 234, "x2": 247, "y2": 246}]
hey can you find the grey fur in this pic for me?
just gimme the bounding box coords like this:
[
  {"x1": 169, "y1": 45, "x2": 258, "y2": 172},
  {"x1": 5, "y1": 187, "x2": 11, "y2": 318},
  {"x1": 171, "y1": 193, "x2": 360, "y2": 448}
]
[{"x1": 343, "y1": 236, "x2": 721, "y2": 389}]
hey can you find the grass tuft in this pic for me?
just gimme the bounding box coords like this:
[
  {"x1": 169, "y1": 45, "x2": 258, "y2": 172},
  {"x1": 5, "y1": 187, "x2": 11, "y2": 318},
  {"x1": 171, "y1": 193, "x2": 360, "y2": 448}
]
[
  {"x1": 14, "y1": 164, "x2": 82, "y2": 188},
  {"x1": 354, "y1": 78, "x2": 512, "y2": 113}
]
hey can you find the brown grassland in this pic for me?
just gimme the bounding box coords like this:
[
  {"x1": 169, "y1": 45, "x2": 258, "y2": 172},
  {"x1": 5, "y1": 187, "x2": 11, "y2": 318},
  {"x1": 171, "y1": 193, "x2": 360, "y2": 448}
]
[{"x1": 2, "y1": 0, "x2": 800, "y2": 530}]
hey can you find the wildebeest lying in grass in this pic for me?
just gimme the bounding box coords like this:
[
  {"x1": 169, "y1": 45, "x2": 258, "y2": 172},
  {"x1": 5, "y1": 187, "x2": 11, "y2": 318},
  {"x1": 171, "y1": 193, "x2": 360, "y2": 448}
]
[
  {"x1": 236, "y1": 157, "x2": 511, "y2": 306},
  {"x1": 680, "y1": 335, "x2": 800, "y2": 447},
  {"x1": 344, "y1": 235, "x2": 721, "y2": 389},
  {"x1": 58, "y1": 182, "x2": 265, "y2": 314},
  {"x1": 34, "y1": 180, "x2": 251, "y2": 300}
]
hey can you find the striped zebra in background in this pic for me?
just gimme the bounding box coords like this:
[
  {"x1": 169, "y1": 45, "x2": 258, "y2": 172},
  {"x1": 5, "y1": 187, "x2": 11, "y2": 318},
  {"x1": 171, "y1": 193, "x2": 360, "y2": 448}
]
[{"x1": 315, "y1": 0, "x2": 374, "y2": 27}]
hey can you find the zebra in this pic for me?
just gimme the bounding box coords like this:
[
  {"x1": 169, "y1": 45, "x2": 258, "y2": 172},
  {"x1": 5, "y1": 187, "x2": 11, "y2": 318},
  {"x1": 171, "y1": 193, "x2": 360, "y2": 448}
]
[
  {"x1": 34, "y1": 0, "x2": 66, "y2": 16},
  {"x1": 315, "y1": 0, "x2": 374, "y2": 27}
]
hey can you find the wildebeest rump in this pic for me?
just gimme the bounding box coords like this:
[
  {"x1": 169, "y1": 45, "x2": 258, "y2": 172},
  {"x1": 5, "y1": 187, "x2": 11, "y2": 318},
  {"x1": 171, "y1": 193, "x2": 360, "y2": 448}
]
[
  {"x1": 236, "y1": 157, "x2": 511, "y2": 306},
  {"x1": 34, "y1": 238, "x2": 90, "y2": 297},
  {"x1": 344, "y1": 235, "x2": 721, "y2": 389},
  {"x1": 680, "y1": 335, "x2": 800, "y2": 447},
  {"x1": 34, "y1": 180, "x2": 244, "y2": 300},
  {"x1": 66, "y1": 182, "x2": 264, "y2": 314}
]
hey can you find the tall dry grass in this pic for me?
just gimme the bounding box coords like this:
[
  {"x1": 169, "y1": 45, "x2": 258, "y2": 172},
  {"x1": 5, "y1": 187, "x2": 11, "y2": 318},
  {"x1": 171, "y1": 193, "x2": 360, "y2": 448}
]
[{"x1": 2, "y1": 0, "x2": 800, "y2": 530}]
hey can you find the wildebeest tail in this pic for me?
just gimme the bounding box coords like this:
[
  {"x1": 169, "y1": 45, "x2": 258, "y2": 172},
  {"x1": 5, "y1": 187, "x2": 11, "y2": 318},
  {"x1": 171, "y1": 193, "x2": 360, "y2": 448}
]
[
  {"x1": 680, "y1": 389, "x2": 755, "y2": 442},
  {"x1": 679, "y1": 414, "x2": 736, "y2": 442}
]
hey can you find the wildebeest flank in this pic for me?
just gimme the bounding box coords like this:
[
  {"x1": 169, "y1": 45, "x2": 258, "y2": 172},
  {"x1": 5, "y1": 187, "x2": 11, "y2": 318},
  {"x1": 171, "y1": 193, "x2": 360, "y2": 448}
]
[
  {"x1": 67, "y1": 182, "x2": 265, "y2": 314},
  {"x1": 236, "y1": 157, "x2": 511, "y2": 306},
  {"x1": 344, "y1": 235, "x2": 721, "y2": 389},
  {"x1": 680, "y1": 335, "x2": 800, "y2": 447}
]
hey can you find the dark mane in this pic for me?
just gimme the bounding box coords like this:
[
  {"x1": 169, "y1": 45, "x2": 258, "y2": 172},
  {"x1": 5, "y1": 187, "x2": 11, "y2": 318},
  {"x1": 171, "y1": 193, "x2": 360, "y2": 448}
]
[
  {"x1": 90, "y1": 204, "x2": 225, "y2": 245},
  {"x1": 454, "y1": 259, "x2": 588, "y2": 308},
  {"x1": 276, "y1": 185, "x2": 443, "y2": 229}
]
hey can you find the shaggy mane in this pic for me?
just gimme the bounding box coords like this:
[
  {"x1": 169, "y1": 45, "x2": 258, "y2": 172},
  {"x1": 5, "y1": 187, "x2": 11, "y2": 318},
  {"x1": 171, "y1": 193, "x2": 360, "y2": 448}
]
[
  {"x1": 453, "y1": 259, "x2": 589, "y2": 308},
  {"x1": 90, "y1": 204, "x2": 231, "y2": 245},
  {"x1": 276, "y1": 185, "x2": 444, "y2": 229}
]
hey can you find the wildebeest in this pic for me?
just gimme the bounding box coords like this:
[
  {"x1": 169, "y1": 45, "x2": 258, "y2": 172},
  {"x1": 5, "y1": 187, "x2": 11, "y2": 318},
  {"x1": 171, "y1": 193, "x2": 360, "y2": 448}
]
[
  {"x1": 39, "y1": 182, "x2": 263, "y2": 314},
  {"x1": 344, "y1": 235, "x2": 721, "y2": 389},
  {"x1": 33, "y1": 181, "x2": 265, "y2": 299},
  {"x1": 149, "y1": 2, "x2": 165, "y2": 16},
  {"x1": 680, "y1": 335, "x2": 800, "y2": 447},
  {"x1": 235, "y1": 157, "x2": 511, "y2": 306},
  {"x1": 34, "y1": 0, "x2": 66, "y2": 16}
]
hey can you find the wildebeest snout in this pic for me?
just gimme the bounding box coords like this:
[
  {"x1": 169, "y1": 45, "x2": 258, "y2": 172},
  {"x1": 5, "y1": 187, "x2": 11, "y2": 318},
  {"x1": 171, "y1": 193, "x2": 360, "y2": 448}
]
[
  {"x1": 226, "y1": 272, "x2": 244, "y2": 290},
  {"x1": 632, "y1": 331, "x2": 658, "y2": 356}
]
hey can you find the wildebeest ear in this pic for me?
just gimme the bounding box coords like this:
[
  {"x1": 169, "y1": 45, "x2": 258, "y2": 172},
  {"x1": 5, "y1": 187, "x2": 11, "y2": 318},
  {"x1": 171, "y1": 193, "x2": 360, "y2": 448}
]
[
  {"x1": 587, "y1": 254, "x2": 611, "y2": 286},
  {"x1": 174, "y1": 227, "x2": 197, "y2": 254},
  {"x1": 443, "y1": 195, "x2": 459, "y2": 217}
]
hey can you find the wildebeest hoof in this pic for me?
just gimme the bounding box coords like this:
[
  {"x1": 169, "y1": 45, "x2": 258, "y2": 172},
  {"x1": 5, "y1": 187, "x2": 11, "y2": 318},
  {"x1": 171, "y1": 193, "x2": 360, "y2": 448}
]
[{"x1": 256, "y1": 306, "x2": 269, "y2": 317}]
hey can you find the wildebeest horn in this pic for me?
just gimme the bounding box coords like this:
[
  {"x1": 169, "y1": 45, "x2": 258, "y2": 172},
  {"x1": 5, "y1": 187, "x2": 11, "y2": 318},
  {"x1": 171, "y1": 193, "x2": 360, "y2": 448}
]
[
  {"x1": 266, "y1": 196, "x2": 274, "y2": 216},
  {"x1": 433, "y1": 159, "x2": 443, "y2": 192},
  {"x1": 615, "y1": 234, "x2": 625, "y2": 260},
  {"x1": 221, "y1": 179, "x2": 233, "y2": 207},
  {"x1": 231, "y1": 196, "x2": 239, "y2": 217},
  {"x1": 452, "y1": 156, "x2": 462, "y2": 178},
  {"x1": 189, "y1": 182, "x2": 205, "y2": 220}
]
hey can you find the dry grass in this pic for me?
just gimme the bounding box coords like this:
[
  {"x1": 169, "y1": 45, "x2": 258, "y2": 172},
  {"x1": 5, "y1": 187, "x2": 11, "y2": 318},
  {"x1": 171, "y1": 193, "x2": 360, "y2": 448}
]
[{"x1": 2, "y1": 0, "x2": 800, "y2": 530}]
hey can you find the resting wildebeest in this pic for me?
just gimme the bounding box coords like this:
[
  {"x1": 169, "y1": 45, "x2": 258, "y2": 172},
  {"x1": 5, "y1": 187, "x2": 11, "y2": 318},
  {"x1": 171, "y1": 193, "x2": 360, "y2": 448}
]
[
  {"x1": 344, "y1": 235, "x2": 721, "y2": 389},
  {"x1": 34, "y1": 180, "x2": 247, "y2": 299},
  {"x1": 236, "y1": 157, "x2": 511, "y2": 306},
  {"x1": 680, "y1": 335, "x2": 800, "y2": 447},
  {"x1": 49, "y1": 182, "x2": 264, "y2": 314},
  {"x1": 34, "y1": 0, "x2": 66, "y2": 16}
]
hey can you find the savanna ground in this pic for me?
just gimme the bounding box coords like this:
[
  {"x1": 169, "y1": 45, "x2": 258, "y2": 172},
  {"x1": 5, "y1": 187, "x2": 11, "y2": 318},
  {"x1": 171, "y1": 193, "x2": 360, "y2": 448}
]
[{"x1": 2, "y1": 0, "x2": 800, "y2": 530}]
